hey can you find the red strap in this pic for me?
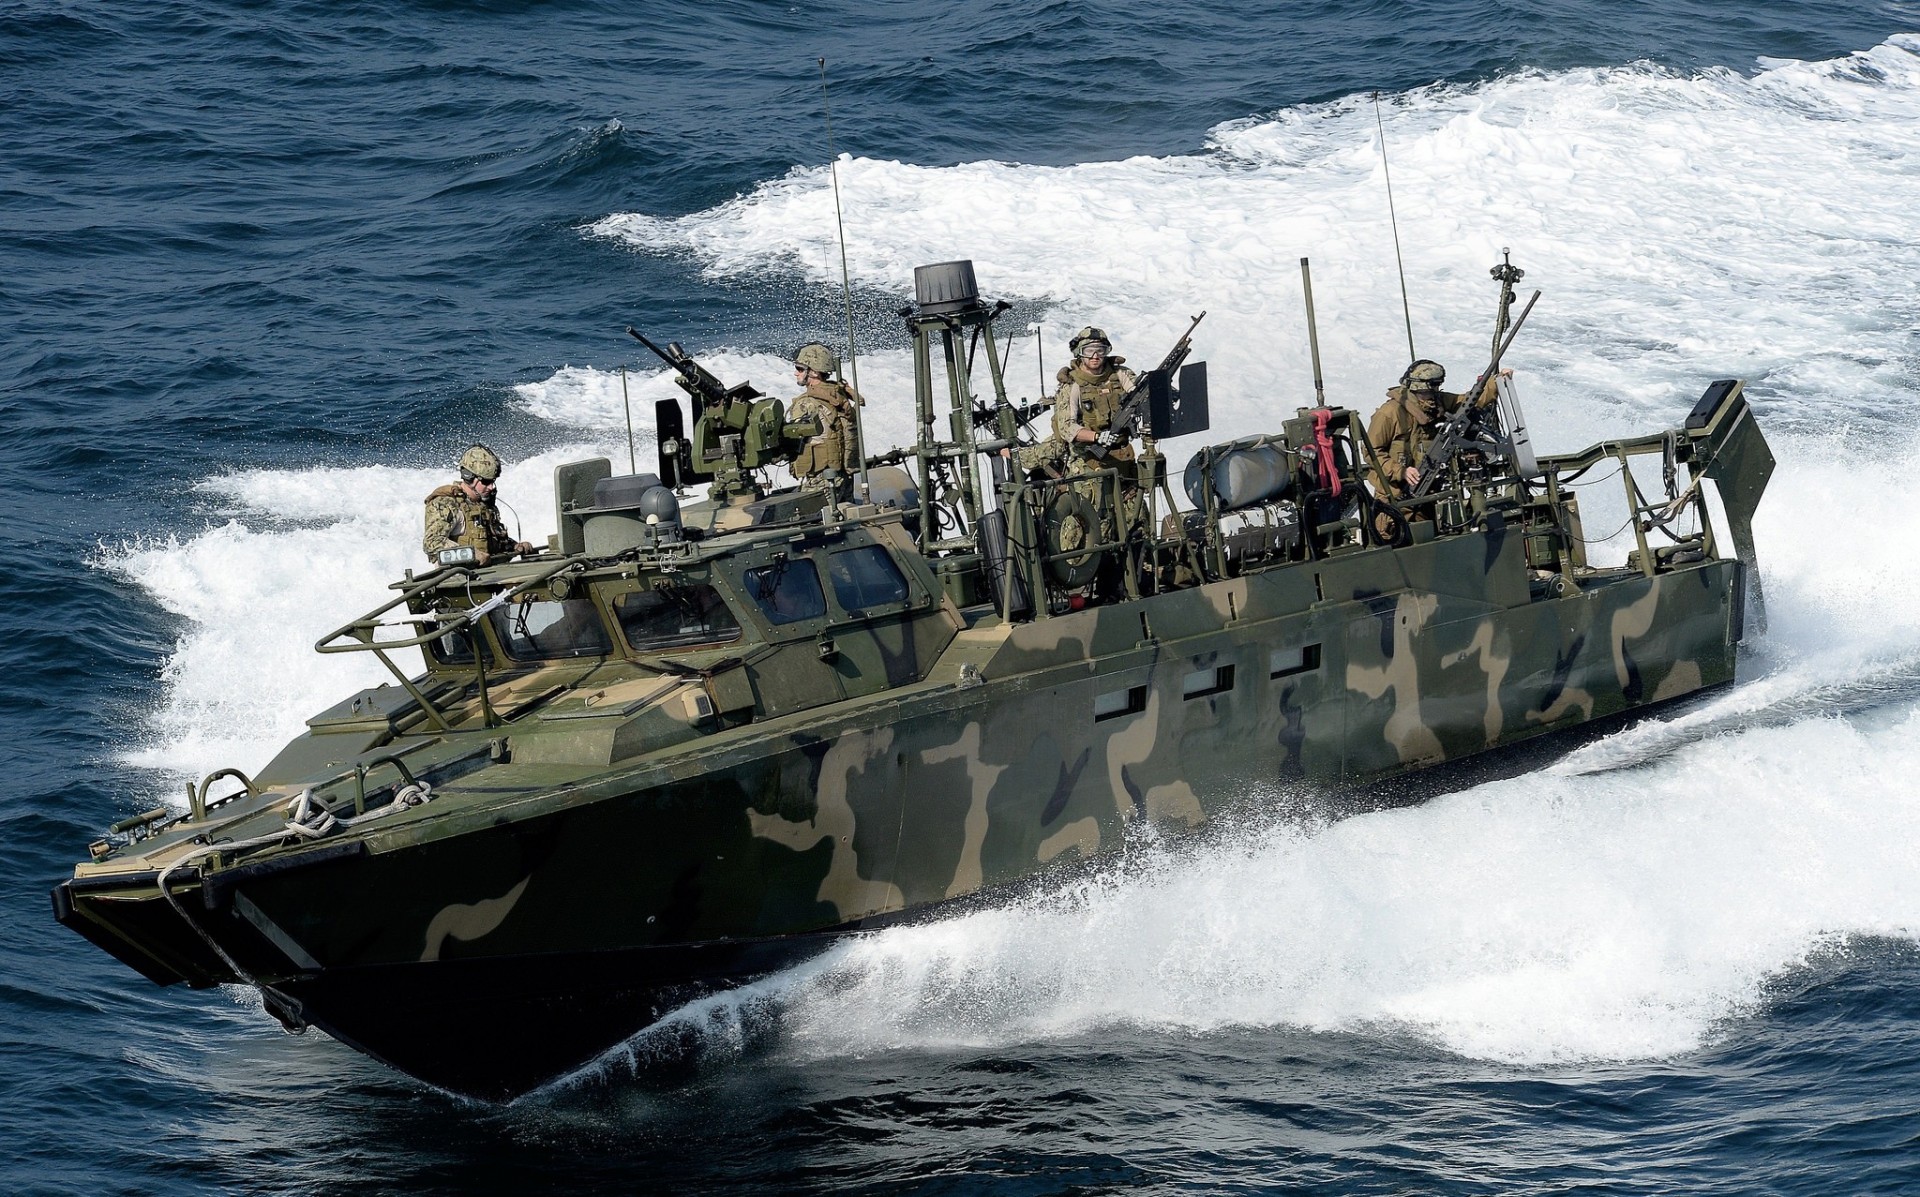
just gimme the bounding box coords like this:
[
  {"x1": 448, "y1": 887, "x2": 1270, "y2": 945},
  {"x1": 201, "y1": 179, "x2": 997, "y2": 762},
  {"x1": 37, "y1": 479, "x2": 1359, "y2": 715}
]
[{"x1": 1312, "y1": 408, "x2": 1342, "y2": 497}]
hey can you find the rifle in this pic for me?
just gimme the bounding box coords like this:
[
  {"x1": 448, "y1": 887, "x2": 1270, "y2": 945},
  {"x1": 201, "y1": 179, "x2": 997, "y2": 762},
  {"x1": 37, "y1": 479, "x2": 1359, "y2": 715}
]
[
  {"x1": 1086, "y1": 311, "x2": 1207, "y2": 459},
  {"x1": 1409, "y1": 289, "x2": 1539, "y2": 500},
  {"x1": 625, "y1": 327, "x2": 758, "y2": 410}
]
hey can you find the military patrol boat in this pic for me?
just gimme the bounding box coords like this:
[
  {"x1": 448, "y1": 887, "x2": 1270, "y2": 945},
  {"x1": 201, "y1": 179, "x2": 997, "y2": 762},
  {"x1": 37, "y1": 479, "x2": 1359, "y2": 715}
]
[{"x1": 55, "y1": 257, "x2": 1773, "y2": 1099}]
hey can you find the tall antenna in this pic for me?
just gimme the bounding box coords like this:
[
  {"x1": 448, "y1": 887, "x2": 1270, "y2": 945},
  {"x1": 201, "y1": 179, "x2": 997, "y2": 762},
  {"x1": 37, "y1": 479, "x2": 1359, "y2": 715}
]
[
  {"x1": 817, "y1": 58, "x2": 870, "y2": 496},
  {"x1": 619, "y1": 364, "x2": 637, "y2": 473},
  {"x1": 1372, "y1": 91, "x2": 1417, "y2": 364},
  {"x1": 1033, "y1": 323, "x2": 1044, "y2": 397}
]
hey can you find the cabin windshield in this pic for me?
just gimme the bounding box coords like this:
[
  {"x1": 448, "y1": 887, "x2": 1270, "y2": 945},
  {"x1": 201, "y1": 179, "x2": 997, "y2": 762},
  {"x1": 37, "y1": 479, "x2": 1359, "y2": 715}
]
[
  {"x1": 487, "y1": 597, "x2": 613, "y2": 661},
  {"x1": 744, "y1": 559, "x2": 827, "y2": 625},
  {"x1": 827, "y1": 545, "x2": 908, "y2": 612},
  {"x1": 613, "y1": 583, "x2": 743, "y2": 652}
]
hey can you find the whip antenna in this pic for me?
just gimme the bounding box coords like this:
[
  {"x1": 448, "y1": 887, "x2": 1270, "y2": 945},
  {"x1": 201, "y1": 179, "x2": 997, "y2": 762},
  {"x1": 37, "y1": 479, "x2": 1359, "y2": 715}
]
[
  {"x1": 1033, "y1": 323, "x2": 1044, "y2": 397},
  {"x1": 1372, "y1": 91, "x2": 1417, "y2": 363},
  {"x1": 619, "y1": 364, "x2": 637, "y2": 474},
  {"x1": 818, "y1": 58, "x2": 870, "y2": 496}
]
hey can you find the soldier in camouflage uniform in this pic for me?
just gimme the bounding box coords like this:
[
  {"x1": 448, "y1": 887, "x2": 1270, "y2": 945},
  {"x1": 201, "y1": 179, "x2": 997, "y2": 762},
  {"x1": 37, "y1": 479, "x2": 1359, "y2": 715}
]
[
  {"x1": 786, "y1": 343, "x2": 862, "y2": 499},
  {"x1": 1050, "y1": 327, "x2": 1148, "y2": 594},
  {"x1": 1052, "y1": 327, "x2": 1140, "y2": 487},
  {"x1": 1366, "y1": 359, "x2": 1512, "y2": 498},
  {"x1": 423, "y1": 444, "x2": 532, "y2": 566}
]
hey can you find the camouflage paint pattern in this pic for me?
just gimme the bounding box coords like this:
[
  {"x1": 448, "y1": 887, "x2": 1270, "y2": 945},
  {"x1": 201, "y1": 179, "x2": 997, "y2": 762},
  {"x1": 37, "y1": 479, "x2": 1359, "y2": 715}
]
[
  {"x1": 54, "y1": 322, "x2": 1770, "y2": 1097},
  {"x1": 58, "y1": 509, "x2": 1742, "y2": 998}
]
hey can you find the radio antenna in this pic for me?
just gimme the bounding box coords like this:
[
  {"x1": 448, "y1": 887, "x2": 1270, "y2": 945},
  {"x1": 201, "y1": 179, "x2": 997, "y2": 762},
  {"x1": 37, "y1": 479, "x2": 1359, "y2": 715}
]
[
  {"x1": 818, "y1": 58, "x2": 870, "y2": 496},
  {"x1": 619, "y1": 364, "x2": 637, "y2": 474},
  {"x1": 1032, "y1": 323, "x2": 1044, "y2": 397},
  {"x1": 1372, "y1": 91, "x2": 1417, "y2": 364}
]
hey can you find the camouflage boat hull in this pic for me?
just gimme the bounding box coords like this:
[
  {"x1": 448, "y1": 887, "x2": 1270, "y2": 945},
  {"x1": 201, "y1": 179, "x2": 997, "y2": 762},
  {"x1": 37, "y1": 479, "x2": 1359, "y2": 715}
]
[{"x1": 55, "y1": 525, "x2": 1744, "y2": 1098}]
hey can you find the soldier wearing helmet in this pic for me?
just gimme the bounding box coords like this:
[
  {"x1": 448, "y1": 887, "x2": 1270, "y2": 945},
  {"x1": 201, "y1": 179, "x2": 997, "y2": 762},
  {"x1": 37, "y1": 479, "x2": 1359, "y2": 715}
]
[
  {"x1": 1051, "y1": 326, "x2": 1139, "y2": 484},
  {"x1": 786, "y1": 342, "x2": 863, "y2": 497},
  {"x1": 423, "y1": 443, "x2": 533, "y2": 566},
  {"x1": 1365, "y1": 359, "x2": 1501, "y2": 500}
]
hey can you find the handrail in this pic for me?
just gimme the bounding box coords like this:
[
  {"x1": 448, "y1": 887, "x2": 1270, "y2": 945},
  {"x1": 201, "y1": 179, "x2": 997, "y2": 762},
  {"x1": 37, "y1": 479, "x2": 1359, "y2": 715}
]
[
  {"x1": 303, "y1": 742, "x2": 443, "y2": 817},
  {"x1": 314, "y1": 559, "x2": 578, "y2": 654},
  {"x1": 1532, "y1": 430, "x2": 1671, "y2": 474},
  {"x1": 186, "y1": 766, "x2": 259, "y2": 822}
]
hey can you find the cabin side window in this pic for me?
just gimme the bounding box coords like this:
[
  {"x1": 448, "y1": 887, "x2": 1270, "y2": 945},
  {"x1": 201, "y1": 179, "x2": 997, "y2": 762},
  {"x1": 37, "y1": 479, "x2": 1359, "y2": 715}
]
[
  {"x1": 1270, "y1": 644, "x2": 1322, "y2": 679},
  {"x1": 827, "y1": 545, "x2": 909, "y2": 613},
  {"x1": 744, "y1": 559, "x2": 827, "y2": 625},
  {"x1": 613, "y1": 584, "x2": 743, "y2": 652},
  {"x1": 1094, "y1": 685, "x2": 1148, "y2": 722},
  {"x1": 1182, "y1": 664, "x2": 1235, "y2": 699},
  {"x1": 425, "y1": 625, "x2": 493, "y2": 668},
  {"x1": 488, "y1": 597, "x2": 613, "y2": 661}
]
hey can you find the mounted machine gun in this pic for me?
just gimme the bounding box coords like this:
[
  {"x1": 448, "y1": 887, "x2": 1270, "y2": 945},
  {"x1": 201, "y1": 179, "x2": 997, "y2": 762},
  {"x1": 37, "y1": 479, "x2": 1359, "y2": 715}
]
[{"x1": 627, "y1": 327, "x2": 808, "y2": 500}]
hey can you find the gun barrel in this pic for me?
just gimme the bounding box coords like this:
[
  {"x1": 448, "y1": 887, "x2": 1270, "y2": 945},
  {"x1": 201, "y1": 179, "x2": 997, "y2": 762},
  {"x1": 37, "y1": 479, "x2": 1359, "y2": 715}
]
[
  {"x1": 625, "y1": 326, "x2": 676, "y2": 365},
  {"x1": 1486, "y1": 290, "x2": 1539, "y2": 376},
  {"x1": 1092, "y1": 311, "x2": 1207, "y2": 456}
]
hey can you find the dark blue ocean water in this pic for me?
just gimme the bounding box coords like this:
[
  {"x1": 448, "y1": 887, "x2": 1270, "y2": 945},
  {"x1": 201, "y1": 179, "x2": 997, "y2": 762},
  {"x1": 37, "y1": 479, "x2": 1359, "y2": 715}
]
[{"x1": 8, "y1": 2, "x2": 1920, "y2": 1193}]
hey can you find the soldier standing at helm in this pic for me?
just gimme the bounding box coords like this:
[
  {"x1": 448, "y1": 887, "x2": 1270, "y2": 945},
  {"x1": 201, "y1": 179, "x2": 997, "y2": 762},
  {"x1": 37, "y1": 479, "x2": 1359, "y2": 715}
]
[
  {"x1": 1366, "y1": 358, "x2": 1505, "y2": 504},
  {"x1": 423, "y1": 444, "x2": 533, "y2": 566},
  {"x1": 1052, "y1": 326, "x2": 1140, "y2": 487},
  {"x1": 786, "y1": 342, "x2": 862, "y2": 499}
]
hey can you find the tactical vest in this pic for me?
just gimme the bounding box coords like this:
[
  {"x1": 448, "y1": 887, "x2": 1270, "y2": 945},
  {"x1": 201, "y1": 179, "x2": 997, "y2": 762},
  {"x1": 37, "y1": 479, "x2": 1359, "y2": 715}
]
[
  {"x1": 790, "y1": 380, "x2": 858, "y2": 478},
  {"x1": 426, "y1": 484, "x2": 507, "y2": 553},
  {"x1": 1056, "y1": 361, "x2": 1138, "y2": 464}
]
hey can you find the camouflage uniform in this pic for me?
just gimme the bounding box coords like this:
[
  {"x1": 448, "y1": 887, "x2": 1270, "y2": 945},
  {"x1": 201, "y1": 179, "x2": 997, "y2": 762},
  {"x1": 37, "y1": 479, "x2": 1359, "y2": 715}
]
[
  {"x1": 1010, "y1": 433, "x2": 1067, "y2": 476},
  {"x1": 423, "y1": 486, "x2": 515, "y2": 562},
  {"x1": 1051, "y1": 359, "x2": 1139, "y2": 484},
  {"x1": 788, "y1": 378, "x2": 862, "y2": 494}
]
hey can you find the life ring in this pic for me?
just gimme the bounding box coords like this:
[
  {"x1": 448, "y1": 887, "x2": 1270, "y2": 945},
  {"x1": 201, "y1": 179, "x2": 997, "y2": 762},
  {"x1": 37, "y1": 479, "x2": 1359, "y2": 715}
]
[{"x1": 1044, "y1": 490, "x2": 1104, "y2": 588}]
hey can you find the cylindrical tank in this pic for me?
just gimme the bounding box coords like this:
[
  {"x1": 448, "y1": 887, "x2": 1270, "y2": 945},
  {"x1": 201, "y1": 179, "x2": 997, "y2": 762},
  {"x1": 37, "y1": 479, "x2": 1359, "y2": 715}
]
[
  {"x1": 914, "y1": 260, "x2": 981, "y2": 314},
  {"x1": 1184, "y1": 436, "x2": 1296, "y2": 512}
]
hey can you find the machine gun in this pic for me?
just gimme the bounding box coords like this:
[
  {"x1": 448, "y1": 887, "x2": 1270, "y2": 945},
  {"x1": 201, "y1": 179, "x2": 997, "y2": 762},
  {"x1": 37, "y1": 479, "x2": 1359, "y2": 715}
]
[
  {"x1": 1087, "y1": 311, "x2": 1207, "y2": 459},
  {"x1": 1409, "y1": 288, "x2": 1539, "y2": 500},
  {"x1": 626, "y1": 327, "x2": 762, "y2": 412},
  {"x1": 626, "y1": 327, "x2": 796, "y2": 496}
]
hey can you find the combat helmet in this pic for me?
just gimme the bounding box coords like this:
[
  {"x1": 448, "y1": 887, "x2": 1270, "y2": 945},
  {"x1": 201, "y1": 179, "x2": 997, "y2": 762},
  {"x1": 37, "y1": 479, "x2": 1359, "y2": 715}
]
[
  {"x1": 794, "y1": 343, "x2": 838, "y2": 379},
  {"x1": 459, "y1": 443, "x2": 503, "y2": 483},
  {"x1": 1069, "y1": 326, "x2": 1111, "y2": 357},
  {"x1": 1402, "y1": 359, "x2": 1446, "y2": 392}
]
